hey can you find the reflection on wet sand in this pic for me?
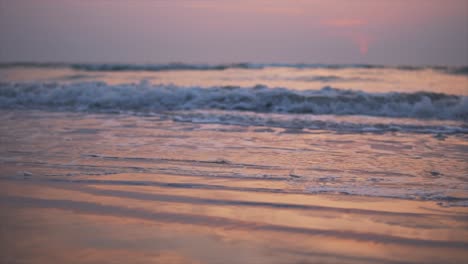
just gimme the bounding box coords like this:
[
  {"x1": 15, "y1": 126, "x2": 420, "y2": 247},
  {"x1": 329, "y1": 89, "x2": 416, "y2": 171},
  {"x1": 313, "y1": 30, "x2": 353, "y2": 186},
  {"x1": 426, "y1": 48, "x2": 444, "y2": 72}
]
[
  {"x1": 0, "y1": 110, "x2": 467, "y2": 264},
  {"x1": 1, "y1": 180, "x2": 467, "y2": 264}
]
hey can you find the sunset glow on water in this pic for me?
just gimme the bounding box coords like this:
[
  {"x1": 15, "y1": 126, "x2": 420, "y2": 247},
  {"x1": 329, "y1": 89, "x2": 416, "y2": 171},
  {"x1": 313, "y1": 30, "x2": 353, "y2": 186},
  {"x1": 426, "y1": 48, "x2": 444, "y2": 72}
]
[{"x1": 0, "y1": 1, "x2": 467, "y2": 263}]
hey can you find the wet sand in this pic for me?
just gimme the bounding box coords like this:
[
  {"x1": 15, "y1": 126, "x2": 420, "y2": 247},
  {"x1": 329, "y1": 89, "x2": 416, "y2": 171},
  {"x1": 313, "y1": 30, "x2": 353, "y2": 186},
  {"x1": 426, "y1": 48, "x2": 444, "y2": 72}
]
[{"x1": 0, "y1": 110, "x2": 467, "y2": 264}]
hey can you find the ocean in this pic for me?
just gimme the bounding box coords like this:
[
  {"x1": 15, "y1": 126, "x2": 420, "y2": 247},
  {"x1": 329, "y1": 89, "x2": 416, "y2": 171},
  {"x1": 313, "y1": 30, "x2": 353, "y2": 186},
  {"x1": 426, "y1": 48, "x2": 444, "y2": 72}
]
[{"x1": 0, "y1": 63, "x2": 467, "y2": 263}]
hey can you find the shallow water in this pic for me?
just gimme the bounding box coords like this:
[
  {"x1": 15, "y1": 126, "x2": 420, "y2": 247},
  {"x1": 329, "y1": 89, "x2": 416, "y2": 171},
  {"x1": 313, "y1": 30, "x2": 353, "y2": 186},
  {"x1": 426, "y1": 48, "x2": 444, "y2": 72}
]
[
  {"x1": 0, "y1": 110, "x2": 467, "y2": 263},
  {"x1": 0, "y1": 64, "x2": 467, "y2": 263}
]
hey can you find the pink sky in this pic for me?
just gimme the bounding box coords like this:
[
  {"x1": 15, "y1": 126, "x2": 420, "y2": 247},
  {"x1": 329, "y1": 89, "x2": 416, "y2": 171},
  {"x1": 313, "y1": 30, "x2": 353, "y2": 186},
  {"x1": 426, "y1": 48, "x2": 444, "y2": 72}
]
[{"x1": 0, "y1": 0, "x2": 467, "y2": 65}]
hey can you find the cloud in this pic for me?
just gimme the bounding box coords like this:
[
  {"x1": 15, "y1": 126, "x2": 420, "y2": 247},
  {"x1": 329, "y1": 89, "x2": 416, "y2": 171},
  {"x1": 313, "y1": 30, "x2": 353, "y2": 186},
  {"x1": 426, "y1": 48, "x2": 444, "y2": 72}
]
[
  {"x1": 351, "y1": 33, "x2": 372, "y2": 55},
  {"x1": 321, "y1": 18, "x2": 371, "y2": 55},
  {"x1": 321, "y1": 19, "x2": 367, "y2": 28}
]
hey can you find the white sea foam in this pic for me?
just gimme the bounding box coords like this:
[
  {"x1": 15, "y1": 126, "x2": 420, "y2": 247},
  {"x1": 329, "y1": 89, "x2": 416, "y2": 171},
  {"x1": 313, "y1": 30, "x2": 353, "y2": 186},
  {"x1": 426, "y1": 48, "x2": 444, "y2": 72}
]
[
  {"x1": 306, "y1": 185, "x2": 468, "y2": 207},
  {"x1": 171, "y1": 111, "x2": 468, "y2": 134},
  {"x1": 0, "y1": 82, "x2": 467, "y2": 123}
]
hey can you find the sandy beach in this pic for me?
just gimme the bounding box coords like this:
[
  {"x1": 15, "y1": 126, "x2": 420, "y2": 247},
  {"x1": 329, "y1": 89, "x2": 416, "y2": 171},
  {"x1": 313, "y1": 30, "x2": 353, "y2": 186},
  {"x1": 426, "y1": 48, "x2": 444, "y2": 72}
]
[{"x1": 1, "y1": 110, "x2": 467, "y2": 264}]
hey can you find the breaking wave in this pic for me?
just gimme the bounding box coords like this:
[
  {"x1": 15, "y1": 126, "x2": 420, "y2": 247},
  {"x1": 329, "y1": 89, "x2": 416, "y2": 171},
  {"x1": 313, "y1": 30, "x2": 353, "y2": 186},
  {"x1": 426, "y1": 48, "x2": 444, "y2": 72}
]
[
  {"x1": 0, "y1": 82, "x2": 467, "y2": 121},
  {"x1": 1, "y1": 62, "x2": 467, "y2": 75}
]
